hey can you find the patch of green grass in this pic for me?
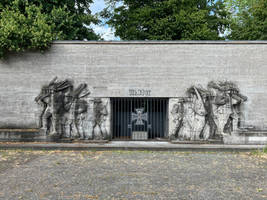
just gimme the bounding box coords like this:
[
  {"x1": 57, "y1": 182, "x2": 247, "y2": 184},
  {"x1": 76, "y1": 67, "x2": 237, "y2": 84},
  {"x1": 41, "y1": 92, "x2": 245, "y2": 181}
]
[{"x1": 251, "y1": 146, "x2": 267, "y2": 156}]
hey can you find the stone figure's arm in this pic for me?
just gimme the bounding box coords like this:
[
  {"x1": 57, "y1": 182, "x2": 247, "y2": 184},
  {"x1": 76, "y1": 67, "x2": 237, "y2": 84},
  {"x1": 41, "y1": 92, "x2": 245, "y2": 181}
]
[
  {"x1": 232, "y1": 93, "x2": 248, "y2": 103},
  {"x1": 74, "y1": 83, "x2": 90, "y2": 99}
]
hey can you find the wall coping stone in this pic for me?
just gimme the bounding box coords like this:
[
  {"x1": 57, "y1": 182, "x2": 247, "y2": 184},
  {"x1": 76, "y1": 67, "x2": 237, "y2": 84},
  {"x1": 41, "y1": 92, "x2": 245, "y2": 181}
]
[{"x1": 53, "y1": 40, "x2": 267, "y2": 45}]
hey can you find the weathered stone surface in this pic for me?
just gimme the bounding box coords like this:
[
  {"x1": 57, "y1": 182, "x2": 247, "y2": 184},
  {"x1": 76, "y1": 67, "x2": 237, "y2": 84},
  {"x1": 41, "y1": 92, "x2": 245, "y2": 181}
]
[
  {"x1": 34, "y1": 77, "x2": 111, "y2": 140},
  {"x1": 0, "y1": 41, "x2": 267, "y2": 135},
  {"x1": 224, "y1": 131, "x2": 267, "y2": 144},
  {"x1": 169, "y1": 81, "x2": 247, "y2": 141},
  {"x1": 0, "y1": 129, "x2": 45, "y2": 142}
]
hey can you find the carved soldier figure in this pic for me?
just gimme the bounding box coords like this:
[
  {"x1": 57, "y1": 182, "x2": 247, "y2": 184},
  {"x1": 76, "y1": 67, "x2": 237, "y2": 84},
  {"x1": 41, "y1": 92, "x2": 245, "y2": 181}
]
[
  {"x1": 188, "y1": 87, "x2": 207, "y2": 140},
  {"x1": 35, "y1": 77, "x2": 73, "y2": 137},
  {"x1": 170, "y1": 99, "x2": 184, "y2": 139},
  {"x1": 170, "y1": 81, "x2": 247, "y2": 141},
  {"x1": 207, "y1": 81, "x2": 247, "y2": 136},
  {"x1": 92, "y1": 98, "x2": 108, "y2": 140},
  {"x1": 62, "y1": 83, "x2": 90, "y2": 139},
  {"x1": 177, "y1": 87, "x2": 207, "y2": 140},
  {"x1": 36, "y1": 77, "x2": 90, "y2": 139}
]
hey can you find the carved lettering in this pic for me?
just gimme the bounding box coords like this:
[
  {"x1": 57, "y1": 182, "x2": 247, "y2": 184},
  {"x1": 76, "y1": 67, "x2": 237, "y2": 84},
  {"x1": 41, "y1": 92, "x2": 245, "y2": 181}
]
[{"x1": 129, "y1": 89, "x2": 151, "y2": 97}]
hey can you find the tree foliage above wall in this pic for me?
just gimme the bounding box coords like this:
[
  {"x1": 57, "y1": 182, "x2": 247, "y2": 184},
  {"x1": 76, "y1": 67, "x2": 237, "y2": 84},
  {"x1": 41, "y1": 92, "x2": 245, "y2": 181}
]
[
  {"x1": 101, "y1": 0, "x2": 230, "y2": 40},
  {"x1": 226, "y1": 0, "x2": 267, "y2": 40},
  {"x1": 0, "y1": 0, "x2": 266, "y2": 59},
  {"x1": 0, "y1": 0, "x2": 99, "y2": 58}
]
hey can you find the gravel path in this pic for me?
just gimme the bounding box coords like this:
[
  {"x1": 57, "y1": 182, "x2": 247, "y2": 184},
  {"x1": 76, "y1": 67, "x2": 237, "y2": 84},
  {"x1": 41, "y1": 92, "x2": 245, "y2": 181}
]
[{"x1": 0, "y1": 150, "x2": 266, "y2": 200}]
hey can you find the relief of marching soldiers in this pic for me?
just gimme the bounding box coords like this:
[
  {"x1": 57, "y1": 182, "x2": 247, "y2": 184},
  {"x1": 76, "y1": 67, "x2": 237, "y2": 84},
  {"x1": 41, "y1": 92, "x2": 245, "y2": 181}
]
[
  {"x1": 35, "y1": 77, "x2": 110, "y2": 140},
  {"x1": 35, "y1": 78, "x2": 247, "y2": 141},
  {"x1": 170, "y1": 81, "x2": 248, "y2": 141}
]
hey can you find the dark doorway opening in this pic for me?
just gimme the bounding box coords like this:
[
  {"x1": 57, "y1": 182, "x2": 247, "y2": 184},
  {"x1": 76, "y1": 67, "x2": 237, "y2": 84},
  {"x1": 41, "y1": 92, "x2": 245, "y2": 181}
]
[{"x1": 111, "y1": 98, "x2": 168, "y2": 140}]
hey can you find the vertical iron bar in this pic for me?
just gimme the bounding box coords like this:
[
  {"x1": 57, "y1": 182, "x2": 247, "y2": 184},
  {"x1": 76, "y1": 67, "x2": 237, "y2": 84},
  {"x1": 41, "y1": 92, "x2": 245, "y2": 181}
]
[
  {"x1": 114, "y1": 99, "x2": 116, "y2": 139},
  {"x1": 113, "y1": 99, "x2": 115, "y2": 139},
  {"x1": 154, "y1": 98, "x2": 157, "y2": 138},
  {"x1": 149, "y1": 98, "x2": 151, "y2": 139},
  {"x1": 133, "y1": 98, "x2": 135, "y2": 138},
  {"x1": 158, "y1": 99, "x2": 160, "y2": 138},
  {"x1": 150, "y1": 99, "x2": 154, "y2": 139},
  {"x1": 165, "y1": 99, "x2": 167, "y2": 138},
  {"x1": 124, "y1": 98, "x2": 126, "y2": 140},
  {"x1": 147, "y1": 98, "x2": 148, "y2": 138},
  {"x1": 112, "y1": 99, "x2": 114, "y2": 139},
  {"x1": 158, "y1": 99, "x2": 161, "y2": 138},
  {"x1": 163, "y1": 99, "x2": 165, "y2": 138},
  {"x1": 140, "y1": 98, "x2": 141, "y2": 132},
  {"x1": 157, "y1": 99, "x2": 159, "y2": 138},
  {"x1": 122, "y1": 98, "x2": 124, "y2": 140},
  {"x1": 143, "y1": 98, "x2": 145, "y2": 133},
  {"x1": 113, "y1": 99, "x2": 117, "y2": 139},
  {"x1": 163, "y1": 99, "x2": 164, "y2": 137},
  {"x1": 160, "y1": 99, "x2": 162, "y2": 138},
  {"x1": 123, "y1": 99, "x2": 128, "y2": 139},
  {"x1": 140, "y1": 98, "x2": 142, "y2": 133},
  {"x1": 129, "y1": 98, "x2": 131, "y2": 139},
  {"x1": 138, "y1": 98, "x2": 140, "y2": 132},
  {"x1": 131, "y1": 99, "x2": 132, "y2": 139},
  {"x1": 124, "y1": 98, "x2": 126, "y2": 139},
  {"x1": 152, "y1": 99, "x2": 156, "y2": 139},
  {"x1": 116, "y1": 99, "x2": 121, "y2": 139},
  {"x1": 144, "y1": 99, "x2": 145, "y2": 133},
  {"x1": 126, "y1": 98, "x2": 128, "y2": 139},
  {"x1": 119, "y1": 98, "x2": 121, "y2": 139},
  {"x1": 137, "y1": 98, "x2": 139, "y2": 132}
]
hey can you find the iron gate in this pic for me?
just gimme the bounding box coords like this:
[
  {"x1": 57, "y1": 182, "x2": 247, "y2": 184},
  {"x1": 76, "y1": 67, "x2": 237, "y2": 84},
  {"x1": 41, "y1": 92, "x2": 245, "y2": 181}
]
[{"x1": 111, "y1": 98, "x2": 168, "y2": 140}]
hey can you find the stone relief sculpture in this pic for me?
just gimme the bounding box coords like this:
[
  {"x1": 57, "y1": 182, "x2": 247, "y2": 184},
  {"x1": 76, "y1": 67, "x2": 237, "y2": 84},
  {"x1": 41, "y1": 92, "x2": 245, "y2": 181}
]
[
  {"x1": 170, "y1": 81, "x2": 247, "y2": 141},
  {"x1": 35, "y1": 77, "x2": 74, "y2": 137},
  {"x1": 35, "y1": 77, "x2": 110, "y2": 140},
  {"x1": 92, "y1": 98, "x2": 109, "y2": 140},
  {"x1": 62, "y1": 83, "x2": 90, "y2": 139},
  {"x1": 36, "y1": 78, "x2": 247, "y2": 142}
]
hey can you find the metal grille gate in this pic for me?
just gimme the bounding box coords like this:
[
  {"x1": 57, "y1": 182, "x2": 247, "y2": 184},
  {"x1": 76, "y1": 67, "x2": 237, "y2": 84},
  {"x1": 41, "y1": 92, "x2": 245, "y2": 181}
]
[{"x1": 111, "y1": 98, "x2": 168, "y2": 140}]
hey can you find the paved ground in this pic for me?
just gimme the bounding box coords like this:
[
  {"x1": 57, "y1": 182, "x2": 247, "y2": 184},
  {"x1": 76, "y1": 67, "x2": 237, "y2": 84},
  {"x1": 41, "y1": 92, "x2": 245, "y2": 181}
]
[{"x1": 0, "y1": 150, "x2": 266, "y2": 200}]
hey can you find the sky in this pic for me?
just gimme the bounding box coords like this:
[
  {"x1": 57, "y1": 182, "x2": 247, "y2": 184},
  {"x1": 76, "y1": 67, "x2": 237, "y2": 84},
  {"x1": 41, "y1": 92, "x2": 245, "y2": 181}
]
[{"x1": 90, "y1": 0, "x2": 119, "y2": 41}]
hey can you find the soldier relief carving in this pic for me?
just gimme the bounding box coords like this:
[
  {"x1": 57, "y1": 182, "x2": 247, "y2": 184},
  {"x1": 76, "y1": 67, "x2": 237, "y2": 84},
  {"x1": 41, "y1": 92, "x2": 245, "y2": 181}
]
[
  {"x1": 35, "y1": 77, "x2": 110, "y2": 140},
  {"x1": 170, "y1": 81, "x2": 247, "y2": 141}
]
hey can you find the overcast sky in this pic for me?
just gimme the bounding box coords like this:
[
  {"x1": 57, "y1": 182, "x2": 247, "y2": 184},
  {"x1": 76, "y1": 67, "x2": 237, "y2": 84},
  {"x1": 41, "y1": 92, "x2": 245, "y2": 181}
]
[{"x1": 90, "y1": 0, "x2": 119, "y2": 41}]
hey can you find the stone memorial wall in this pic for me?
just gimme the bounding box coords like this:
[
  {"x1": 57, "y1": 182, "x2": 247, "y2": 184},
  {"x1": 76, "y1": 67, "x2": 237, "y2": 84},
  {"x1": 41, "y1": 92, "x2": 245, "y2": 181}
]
[{"x1": 0, "y1": 41, "x2": 266, "y2": 144}]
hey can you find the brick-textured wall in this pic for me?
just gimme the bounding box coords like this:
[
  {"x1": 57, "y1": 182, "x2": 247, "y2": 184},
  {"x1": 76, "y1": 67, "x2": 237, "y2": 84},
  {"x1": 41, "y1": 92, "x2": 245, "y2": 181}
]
[{"x1": 0, "y1": 41, "x2": 266, "y2": 129}]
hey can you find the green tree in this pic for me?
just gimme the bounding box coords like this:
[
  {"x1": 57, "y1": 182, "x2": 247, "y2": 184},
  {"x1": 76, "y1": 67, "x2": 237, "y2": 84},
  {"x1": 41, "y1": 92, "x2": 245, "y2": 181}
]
[
  {"x1": 224, "y1": 0, "x2": 257, "y2": 14},
  {"x1": 102, "y1": 0, "x2": 230, "y2": 40},
  {"x1": 226, "y1": 0, "x2": 267, "y2": 40},
  {"x1": 0, "y1": 0, "x2": 99, "y2": 58}
]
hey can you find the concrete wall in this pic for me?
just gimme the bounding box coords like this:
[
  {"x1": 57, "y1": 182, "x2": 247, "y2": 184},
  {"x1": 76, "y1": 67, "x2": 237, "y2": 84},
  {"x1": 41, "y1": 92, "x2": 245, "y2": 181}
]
[{"x1": 0, "y1": 41, "x2": 267, "y2": 129}]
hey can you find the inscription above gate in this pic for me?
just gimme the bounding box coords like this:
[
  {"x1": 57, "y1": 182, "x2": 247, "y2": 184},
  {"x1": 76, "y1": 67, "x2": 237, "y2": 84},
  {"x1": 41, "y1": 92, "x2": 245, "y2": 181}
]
[{"x1": 129, "y1": 89, "x2": 151, "y2": 97}]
